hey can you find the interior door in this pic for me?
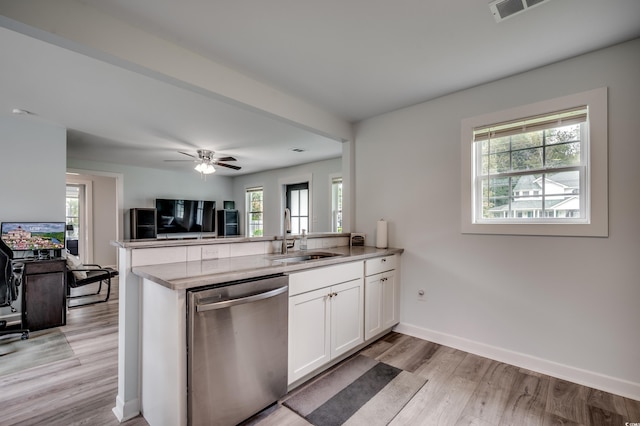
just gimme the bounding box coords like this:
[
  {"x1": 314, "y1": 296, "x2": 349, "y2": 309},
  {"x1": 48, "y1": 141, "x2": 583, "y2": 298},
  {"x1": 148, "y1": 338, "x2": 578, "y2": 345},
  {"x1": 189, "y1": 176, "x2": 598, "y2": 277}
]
[{"x1": 286, "y1": 182, "x2": 309, "y2": 234}]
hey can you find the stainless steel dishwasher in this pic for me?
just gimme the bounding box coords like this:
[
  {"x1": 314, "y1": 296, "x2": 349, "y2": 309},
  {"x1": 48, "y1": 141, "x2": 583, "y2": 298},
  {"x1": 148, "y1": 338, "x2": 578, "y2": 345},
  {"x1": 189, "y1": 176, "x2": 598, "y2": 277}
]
[{"x1": 187, "y1": 274, "x2": 289, "y2": 426}]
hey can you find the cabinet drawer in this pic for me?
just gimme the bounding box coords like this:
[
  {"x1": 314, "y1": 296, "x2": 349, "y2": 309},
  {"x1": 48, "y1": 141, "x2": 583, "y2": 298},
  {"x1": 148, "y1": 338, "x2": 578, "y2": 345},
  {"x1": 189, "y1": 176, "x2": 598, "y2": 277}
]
[
  {"x1": 365, "y1": 255, "x2": 396, "y2": 276},
  {"x1": 289, "y1": 261, "x2": 363, "y2": 296},
  {"x1": 23, "y1": 259, "x2": 66, "y2": 274}
]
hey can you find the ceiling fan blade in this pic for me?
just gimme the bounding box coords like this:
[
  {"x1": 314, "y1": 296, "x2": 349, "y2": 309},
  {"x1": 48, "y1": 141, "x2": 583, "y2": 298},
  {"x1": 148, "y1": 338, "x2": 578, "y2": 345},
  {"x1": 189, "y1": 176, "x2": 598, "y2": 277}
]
[
  {"x1": 214, "y1": 162, "x2": 242, "y2": 170},
  {"x1": 178, "y1": 151, "x2": 198, "y2": 159},
  {"x1": 214, "y1": 156, "x2": 236, "y2": 162},
  {"x1": 164, "y1": 159, "x2": 197, "y2": 163}
]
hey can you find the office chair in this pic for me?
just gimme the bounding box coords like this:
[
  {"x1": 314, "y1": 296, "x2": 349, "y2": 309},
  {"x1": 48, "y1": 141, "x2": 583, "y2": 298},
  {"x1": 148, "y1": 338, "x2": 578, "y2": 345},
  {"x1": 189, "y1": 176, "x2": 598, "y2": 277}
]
[{"x1": 0, "y1": 238, "x2": 29, "y2": 339}]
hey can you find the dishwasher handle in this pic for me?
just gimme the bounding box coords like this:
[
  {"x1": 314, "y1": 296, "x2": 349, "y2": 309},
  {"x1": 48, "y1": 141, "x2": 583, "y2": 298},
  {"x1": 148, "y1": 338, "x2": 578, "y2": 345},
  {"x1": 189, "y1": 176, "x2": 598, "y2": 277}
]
[{"x1": 196, "y1": 285, "x2": 288, "y2": 312}]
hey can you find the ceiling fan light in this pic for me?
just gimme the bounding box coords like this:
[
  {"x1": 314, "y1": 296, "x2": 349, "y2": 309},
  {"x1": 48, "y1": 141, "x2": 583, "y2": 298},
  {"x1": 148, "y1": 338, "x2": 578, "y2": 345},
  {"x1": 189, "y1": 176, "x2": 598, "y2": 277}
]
[{"x1": 195, "y1": 162, "x2": 215, "y2": 174}]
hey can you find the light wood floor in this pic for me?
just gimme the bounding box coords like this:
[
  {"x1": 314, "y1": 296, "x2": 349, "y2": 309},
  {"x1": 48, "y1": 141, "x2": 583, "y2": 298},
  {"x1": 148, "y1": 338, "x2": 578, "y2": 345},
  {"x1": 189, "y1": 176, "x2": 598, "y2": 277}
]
[
  {"x1": 1, "y1": 278, "x2": 638, "y2": 425},
  {"x1": 0, "y1": 278, "x2": 148, "y2": 426}
]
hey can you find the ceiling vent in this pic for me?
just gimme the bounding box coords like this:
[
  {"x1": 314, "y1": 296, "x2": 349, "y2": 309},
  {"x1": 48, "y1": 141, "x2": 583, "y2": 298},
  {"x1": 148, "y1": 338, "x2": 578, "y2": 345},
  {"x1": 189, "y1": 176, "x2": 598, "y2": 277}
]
[{"x1": 489, "y1": 0, "x2": 550, "y2": 22}]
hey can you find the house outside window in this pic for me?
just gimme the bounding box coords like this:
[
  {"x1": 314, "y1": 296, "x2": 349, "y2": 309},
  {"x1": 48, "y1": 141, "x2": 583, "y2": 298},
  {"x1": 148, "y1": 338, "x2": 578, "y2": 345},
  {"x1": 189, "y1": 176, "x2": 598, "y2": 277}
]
[
  {"x1": 461, "y1": 87, "x2": 608, "y2": 237},
  {"x1": 246, "y1": 186, "x2": 263, "y2": 237}
]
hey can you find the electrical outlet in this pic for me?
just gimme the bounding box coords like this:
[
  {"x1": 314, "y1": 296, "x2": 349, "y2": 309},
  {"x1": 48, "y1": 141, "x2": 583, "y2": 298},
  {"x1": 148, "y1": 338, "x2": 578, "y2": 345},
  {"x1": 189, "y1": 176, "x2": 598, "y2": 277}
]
[
  {"x1": 202, "y1": 246, "x2": 219, "y2": 260},
  {"x1": 417, "y1": 289, "x2": 426, "y2": 302}
]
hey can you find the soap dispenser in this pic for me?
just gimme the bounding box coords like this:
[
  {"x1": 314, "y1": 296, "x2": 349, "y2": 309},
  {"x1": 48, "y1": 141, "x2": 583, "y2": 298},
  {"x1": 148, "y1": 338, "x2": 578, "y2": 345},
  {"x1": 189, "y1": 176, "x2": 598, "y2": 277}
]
[{"x1": 300, "y1": 229, "x2": 308, "y2": 250}]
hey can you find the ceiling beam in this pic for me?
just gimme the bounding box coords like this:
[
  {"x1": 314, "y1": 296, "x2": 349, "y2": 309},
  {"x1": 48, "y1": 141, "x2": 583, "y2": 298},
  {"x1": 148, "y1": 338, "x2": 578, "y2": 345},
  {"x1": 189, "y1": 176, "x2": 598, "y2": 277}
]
[{"x1": 0, "y1": 0, "x2": 353, "y2": 143}]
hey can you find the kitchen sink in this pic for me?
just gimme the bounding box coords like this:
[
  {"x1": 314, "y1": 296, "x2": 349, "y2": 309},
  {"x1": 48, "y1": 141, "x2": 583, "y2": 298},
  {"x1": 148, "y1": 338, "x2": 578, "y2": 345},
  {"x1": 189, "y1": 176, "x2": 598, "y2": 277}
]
[{"x1": 269, "y1": 251, "x2": 344, "y2": 263}]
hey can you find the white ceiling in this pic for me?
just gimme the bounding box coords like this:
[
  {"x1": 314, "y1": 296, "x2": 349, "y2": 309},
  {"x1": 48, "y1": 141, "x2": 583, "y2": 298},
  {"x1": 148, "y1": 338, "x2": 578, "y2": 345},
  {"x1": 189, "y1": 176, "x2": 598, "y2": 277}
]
[{"x1": 1, "y1": 0, "x2": 639, "y2": 175}]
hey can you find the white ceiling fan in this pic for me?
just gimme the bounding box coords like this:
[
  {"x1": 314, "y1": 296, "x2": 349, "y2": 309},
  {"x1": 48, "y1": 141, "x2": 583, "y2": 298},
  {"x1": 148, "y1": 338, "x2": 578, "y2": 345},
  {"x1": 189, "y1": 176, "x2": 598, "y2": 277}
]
[{"x1": 165, "y1": 149, "x2": 241, "y2": 174}]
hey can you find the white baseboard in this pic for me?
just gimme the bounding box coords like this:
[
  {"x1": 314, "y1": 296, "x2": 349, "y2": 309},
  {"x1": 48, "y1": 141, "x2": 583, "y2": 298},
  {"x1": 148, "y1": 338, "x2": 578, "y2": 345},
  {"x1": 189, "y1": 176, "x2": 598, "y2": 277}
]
[
  {"x1": 112, "y1": 395, "x2": 140, "y2": 422},
  {"x1": 394, "y1": 322, "x2": 640, "y2": 401}
]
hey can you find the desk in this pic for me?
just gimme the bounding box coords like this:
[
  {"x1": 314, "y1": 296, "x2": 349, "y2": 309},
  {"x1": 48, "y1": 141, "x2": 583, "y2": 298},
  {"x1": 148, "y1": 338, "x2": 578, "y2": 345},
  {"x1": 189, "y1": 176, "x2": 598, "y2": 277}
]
[{"x1": 20, "y1": 258, "x2": 66, "y2": 331}]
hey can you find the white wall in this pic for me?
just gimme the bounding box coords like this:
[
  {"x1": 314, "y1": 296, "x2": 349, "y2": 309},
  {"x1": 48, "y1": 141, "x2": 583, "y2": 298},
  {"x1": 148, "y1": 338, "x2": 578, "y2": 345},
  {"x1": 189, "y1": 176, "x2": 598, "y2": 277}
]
[
  {"x1": 0, "y1": 114, "x2": 66, "y2": 319},
  {"x1": 354, "y1": 38, "x2": 640, "y2": 398},
  {"x1": 0, "y1": 115, "x2": 66, "y2": 220},
  {"x1": 66, "y1": 158, "x2": 234, "y2": 239},
  {"x1": 231, "y1": 157, "x2": 341, "y2": 236}
]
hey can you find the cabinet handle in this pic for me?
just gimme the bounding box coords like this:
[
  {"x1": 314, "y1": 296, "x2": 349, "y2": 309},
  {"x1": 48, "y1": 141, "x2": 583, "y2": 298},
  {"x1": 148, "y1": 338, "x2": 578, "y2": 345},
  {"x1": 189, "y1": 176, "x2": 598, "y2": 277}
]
[{"x1": 381, "y1": 258, "x2": 387, "y2": 262}]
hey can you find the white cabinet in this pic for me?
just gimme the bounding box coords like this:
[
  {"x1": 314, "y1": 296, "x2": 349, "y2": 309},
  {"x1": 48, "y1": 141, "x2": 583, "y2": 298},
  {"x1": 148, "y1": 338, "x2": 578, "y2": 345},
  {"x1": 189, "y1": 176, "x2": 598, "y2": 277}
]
[
  {"x1": 364, "y1": 255, "x2": 399, "y2": 341},
  {"x1": 288, "y1": 261, "x2": 364, "y2": 384}
]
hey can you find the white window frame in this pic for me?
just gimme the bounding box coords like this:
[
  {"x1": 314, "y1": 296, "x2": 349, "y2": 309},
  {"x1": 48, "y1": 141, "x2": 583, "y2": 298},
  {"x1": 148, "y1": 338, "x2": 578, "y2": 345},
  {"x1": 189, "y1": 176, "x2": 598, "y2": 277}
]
[
  {"x1": 461, "y1": 87, "x2": 608, "y2": 237},
  {"x1": 245, "y1": 185, "x2": 264, "y2": 238}
]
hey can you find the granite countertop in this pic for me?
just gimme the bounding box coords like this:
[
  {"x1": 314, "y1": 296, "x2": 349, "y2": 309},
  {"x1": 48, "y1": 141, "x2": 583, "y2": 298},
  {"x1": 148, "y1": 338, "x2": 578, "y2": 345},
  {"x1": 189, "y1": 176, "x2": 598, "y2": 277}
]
[{"x1": 132, "y1": 245, "x2": 403, "y2": 291}]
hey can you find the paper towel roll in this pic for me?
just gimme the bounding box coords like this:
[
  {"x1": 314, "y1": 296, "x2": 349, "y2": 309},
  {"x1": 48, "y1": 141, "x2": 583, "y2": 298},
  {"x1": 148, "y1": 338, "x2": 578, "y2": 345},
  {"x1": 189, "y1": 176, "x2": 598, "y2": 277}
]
[{"x1": 376, "y1": 220, "x2": 388, "y2": 248}]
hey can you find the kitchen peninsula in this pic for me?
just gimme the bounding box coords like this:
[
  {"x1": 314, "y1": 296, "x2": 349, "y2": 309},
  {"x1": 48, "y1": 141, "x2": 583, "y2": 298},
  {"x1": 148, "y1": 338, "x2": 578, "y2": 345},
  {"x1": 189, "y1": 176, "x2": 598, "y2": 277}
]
[{"x1": 112, "y1": 234, "x2": 403, "y2": 426}]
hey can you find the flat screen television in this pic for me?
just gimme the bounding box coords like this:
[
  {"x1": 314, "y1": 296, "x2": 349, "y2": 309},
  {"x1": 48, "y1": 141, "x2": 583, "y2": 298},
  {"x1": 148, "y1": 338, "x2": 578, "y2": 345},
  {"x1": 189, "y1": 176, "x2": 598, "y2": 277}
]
[
  {"x1": 0, "y1": 222, "x2": 66, "y2": 252},
  {"x1": 155, "y1": 199, "x2": 216, "y2": 235}
]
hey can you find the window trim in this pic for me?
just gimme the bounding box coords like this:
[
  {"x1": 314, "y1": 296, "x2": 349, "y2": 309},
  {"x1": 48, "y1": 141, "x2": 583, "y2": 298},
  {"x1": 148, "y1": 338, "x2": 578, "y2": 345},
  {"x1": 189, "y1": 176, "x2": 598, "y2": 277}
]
[{"x1": 461, "y1": 87, "x2": 608, "y2": 237}]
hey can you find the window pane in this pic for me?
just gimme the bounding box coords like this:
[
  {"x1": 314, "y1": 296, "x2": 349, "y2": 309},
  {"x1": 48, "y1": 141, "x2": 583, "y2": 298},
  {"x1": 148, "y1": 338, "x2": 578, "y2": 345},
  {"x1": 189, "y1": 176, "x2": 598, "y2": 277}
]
[
  {"x1": 546, "y1": 142, "x2": 581, "y2": 167},
  {"x1": 290, "y1": 191, "x2": 300, "y2": 216},
  {"x1": 300, "y1": 190, "x2": 309, "y2": 216},
  {"x1": 512, "y1": 147, "x2": 543, "y2": 171},
  {"x1": 489, "y1": 152, "x2": 510, "y2": 174},
  {"x1": 482, "y1": 177, "x2": 510, "y2": 218},
  {"x1": 545, "y1": 171, "x2": 580, "y2": 196},
  {"x1": 546, "y1": 124, "x2": 580, "y2": 145},
  {"x1": 511, "y1": 130, "x2": 542, "y2": 150},
  {"x1": 291, "y1": 217, "x2": 300, "y2": 234},
  {"x1": 488, "y1": 136, "x2": 510, "y2": 154},
  {"x1": 513, "y1": 199, "x2": 542, "y2": 218},
  {"x1": 545, "y1": 195, "x2": 581, "y2": 218}
]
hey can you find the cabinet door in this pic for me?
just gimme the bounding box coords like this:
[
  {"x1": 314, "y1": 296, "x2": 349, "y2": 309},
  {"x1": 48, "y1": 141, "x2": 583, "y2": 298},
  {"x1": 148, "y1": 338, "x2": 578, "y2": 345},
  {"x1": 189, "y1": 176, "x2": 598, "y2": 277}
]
[
  {"x1": 288, "y1": 287, "x2": 331, "y2": 384},
  {"x1": 381, "y1": 270, "x2": 398, "y2": 330},
  {"x1": 365, "y1": 270, "x2": 398, "y2": 341},
  {"x1": 23, "y1": 271, "x2": 66, "y2": 331},
  {"x1": 330, "y1": 278, "x2": 364, "y2": 359},
  {"x1": 364, "y1": 274, "x2": 383, "y2": 340}
]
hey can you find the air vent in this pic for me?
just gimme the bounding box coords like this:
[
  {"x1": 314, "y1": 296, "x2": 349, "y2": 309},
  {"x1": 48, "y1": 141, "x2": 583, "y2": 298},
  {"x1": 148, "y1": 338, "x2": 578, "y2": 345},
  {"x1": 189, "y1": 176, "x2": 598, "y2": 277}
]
[{"x1": 489, "y1": 0, "x2": 551, "y2": 22}]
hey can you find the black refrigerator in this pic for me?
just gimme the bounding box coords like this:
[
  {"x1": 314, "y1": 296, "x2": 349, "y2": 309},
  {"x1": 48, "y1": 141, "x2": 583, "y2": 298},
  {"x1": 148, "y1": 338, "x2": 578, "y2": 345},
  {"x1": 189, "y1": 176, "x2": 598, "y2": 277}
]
[{"x1": 217, "y1": 209, "x2": 239, "y2": 236}]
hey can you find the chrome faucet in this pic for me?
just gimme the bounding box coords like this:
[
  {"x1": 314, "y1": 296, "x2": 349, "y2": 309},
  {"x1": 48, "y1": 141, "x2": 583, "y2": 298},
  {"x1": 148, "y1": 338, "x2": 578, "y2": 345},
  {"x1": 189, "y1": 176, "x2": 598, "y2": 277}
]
[{"x1": 282, "y1": 208, "x2": 294, "y2": 254}]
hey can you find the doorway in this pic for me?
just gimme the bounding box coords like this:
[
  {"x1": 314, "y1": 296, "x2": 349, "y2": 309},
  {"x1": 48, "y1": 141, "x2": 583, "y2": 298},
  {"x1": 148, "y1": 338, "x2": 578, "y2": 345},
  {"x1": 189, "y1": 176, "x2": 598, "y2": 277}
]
[
  {"x1": 65, "y1": 171, "x2": 120, "y2": 267},
  {"x1": 65, "y1": 180, "x2": 92, "y2": 262},
  {"x1": 285, "y1": 182, "x2": 309, "y2": 234}
]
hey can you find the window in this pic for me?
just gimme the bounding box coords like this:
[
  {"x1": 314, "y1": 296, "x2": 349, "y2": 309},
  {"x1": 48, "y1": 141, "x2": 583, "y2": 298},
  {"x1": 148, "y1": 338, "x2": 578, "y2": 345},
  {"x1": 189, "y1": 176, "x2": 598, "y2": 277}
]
[
  {"x1": 474, "y1": 106, "x2": 587, "y2": 223},
  {"x1": 461, "y1": 87, "x2": 608, "y2": 237},
  {"x1": 331, "y1": 176, "x2": 343, "y2": 232},
  {"x1": 246, "y1": 187, "x2": 263, "y2": 237}
]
